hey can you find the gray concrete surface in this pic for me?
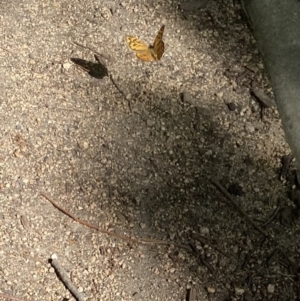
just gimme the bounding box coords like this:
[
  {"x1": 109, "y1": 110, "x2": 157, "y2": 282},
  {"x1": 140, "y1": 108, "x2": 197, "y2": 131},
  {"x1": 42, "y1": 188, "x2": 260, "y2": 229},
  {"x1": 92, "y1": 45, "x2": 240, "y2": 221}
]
[{"x1": 242, "y1": 0, "x2": 300, "y2": 176}]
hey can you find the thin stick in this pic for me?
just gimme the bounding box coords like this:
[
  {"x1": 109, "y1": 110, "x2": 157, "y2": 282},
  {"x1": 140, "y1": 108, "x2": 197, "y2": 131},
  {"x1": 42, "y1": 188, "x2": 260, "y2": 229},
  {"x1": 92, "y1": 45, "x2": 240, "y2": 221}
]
[
  {"x1": 51, "y1": 254, "x2": 85, "y2": 301},
  {"x1": 40, "y1": 192, "x2": 189, "y2": 250},
  {"x1": 211, "y1": 180, "x2": 269, "y2": 237},
  {"x1": 262, "y1": 201, "x2": 282, "y2": 227}
]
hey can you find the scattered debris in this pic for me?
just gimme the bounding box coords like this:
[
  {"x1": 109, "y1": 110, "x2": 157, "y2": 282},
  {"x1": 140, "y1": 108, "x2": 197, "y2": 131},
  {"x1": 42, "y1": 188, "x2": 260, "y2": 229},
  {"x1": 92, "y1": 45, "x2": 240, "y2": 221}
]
[{"x1": 250, "y1": 87, "x2": 276, "y2": 108}]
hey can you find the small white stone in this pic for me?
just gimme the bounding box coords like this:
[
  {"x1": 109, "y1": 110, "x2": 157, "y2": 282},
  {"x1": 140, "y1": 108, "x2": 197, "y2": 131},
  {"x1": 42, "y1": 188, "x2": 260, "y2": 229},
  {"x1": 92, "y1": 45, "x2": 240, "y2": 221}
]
[
  {"x1": 216, "y1": 91, "x2": 223, "y2": 98},
  {"x1": 14, "y1": 149, "x2": 24, "y2": 158},
  {"x1": 200, "y1": 227, "x2": 209, "y2": 235},
  {"x1": 83, "y1": 141, "x2": 89, "y2": 149},
  {"x1": 63, "y1": 62, "x2": 72, "y2": 70},
  {"x1": 140, "y1": 223, "x2": 146, "y2": 229},
  {"x1": 207, "y1": 287, "x2": 215, "y2": 294},
  {"x1": 205, "y1": 150, "x2": 213, "y2": 156},
  {"x1": 146, "y1": 119, "x2": 155, "y2": 127},
  {"x1": 49, "y1": 267, "x2": 55, "y2": 273},
  {"x1": 267, "y1": 284, "x2": 275, "y2": 293},
  {"x1": 178, "y1": 252, "x2": 185, "y2": 260},
  {"x1": 235, "y1": 288, "x2": 244, "y2": 295}
]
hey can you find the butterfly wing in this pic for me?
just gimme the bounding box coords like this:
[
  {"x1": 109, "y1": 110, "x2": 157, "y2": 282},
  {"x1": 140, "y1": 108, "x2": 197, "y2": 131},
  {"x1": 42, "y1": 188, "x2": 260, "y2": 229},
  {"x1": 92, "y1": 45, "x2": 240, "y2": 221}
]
[
  {"x1": 126, "y1": 26, "x2": 165, "y2": 62},
  {"x1": 126, "y1": 36, "x2": 155, "y2": 61},
  {"x1": 154, "y1": 40, "x2": 164, "y2": 60},
  {"x1": 136, "y1": 50, "x2": 155, "y2": 62},
  {"x1": 126, "y1": 36, "x2": 149, "y2": 51},
  {"x1": 153, "y1": 25, "x2": 165, "y2": 60}
]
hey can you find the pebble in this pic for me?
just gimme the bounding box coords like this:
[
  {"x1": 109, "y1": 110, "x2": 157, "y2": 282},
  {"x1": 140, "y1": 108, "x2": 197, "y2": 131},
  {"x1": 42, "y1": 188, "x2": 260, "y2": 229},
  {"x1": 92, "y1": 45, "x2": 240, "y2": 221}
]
[
  {"x1": 20, "y1": 215, "x2": 30, "y2": 229},
  {"x1": 14, "y1": 149, "x2": 24, "y2": 158},
  {"x1": 267, "y1": 284, "x2": 275, "y2": 293},
  {"x1": 205, "y1": 150, "x2": 213, "y2": 156},
  {"x1": 146, "y1": 119, "x2": 156, "y2": 127},
  {"x1": 100, "y1": 7, "x2": 112, "y2": 20},
  {"x1": 63, "y1": 62, "x2": 72, "y2": 70},
  {"x1": 200, "y1": 226, "x2": 209, "y2": 235},
  {"x1": 200, "y1": 107, "x2": 213, "y2": 117},
  {"x1": 206, "y1": 287, "x2": 215, "y2": 294},
  {"x1": 140, "y1": 223, "x2": 146, "y2": 229},
  {"x1": 181, "y1": 90, "x2": 197, "y2": 106},
  {"x1": 235, "y1": 287, "x2": 245, "y2": 296},
  {"x1": 116, "y1": 211, "x2": 127, "y2": 223},
  {"x1": 216, "y1": 91, "x2": 223, "y2": 98},
  {"x1": 232, "y1": 245, "x2": 239, "y2": 253},
  {"x1": 227, "y1": 102, "x2": 237, "y2": 111}
]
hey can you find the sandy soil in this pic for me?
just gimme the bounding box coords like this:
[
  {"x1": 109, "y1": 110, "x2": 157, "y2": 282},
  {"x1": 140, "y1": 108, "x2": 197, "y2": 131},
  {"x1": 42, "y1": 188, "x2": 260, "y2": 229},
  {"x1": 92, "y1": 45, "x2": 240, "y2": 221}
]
[{"x1": 0, "y1": 0, "x2": 299, "y2": 300}]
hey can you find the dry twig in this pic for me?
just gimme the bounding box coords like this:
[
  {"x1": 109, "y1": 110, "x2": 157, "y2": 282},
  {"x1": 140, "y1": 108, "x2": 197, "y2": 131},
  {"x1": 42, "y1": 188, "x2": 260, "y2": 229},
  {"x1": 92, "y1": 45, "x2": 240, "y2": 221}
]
[
  {"x1": 262, "y1": 198, "x2": 283, "y2": 227},
  {"x1": 40, "y1": 192, "x2": 189, "y2": 250},
  {"x1": 51, "y1": 254, "x2": 85, "y2": 301},
  {"x1": 211, "y1": 180, "x2": 269, "y2": 237}
]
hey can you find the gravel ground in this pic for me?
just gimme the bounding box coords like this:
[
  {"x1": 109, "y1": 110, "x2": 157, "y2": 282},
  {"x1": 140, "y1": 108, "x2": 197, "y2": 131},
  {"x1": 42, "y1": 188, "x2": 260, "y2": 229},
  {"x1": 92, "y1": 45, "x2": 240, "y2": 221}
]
[{"x1": 1, "y1": 0, "x2": 299, "y2": 300}]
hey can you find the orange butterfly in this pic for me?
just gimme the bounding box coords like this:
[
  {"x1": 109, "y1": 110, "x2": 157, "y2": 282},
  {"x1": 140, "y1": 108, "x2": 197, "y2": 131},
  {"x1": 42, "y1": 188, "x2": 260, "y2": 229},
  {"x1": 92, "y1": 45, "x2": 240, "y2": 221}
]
[{"x1": 126, "y1": 25, "x2": 165, "y2": 61}]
